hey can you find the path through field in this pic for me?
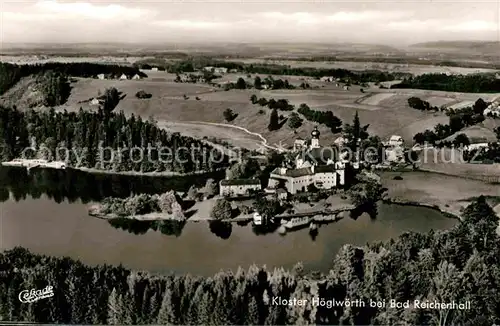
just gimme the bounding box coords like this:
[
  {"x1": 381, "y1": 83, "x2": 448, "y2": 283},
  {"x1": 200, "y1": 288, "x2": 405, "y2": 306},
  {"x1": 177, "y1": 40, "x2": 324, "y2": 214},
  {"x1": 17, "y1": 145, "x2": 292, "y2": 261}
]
[{"x1": 158, "y1": 121, "x2": 280, "y2": 152}]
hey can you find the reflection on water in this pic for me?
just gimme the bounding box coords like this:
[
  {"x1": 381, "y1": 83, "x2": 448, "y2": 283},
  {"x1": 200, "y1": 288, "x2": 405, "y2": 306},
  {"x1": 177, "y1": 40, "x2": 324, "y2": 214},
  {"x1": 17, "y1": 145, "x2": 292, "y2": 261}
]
[
  {"x1": 0, "y1": 166, "x2": 224, "y2": 203},
  {"x1": 0, "y1": 166, "x2": 459, "y2": 276}
]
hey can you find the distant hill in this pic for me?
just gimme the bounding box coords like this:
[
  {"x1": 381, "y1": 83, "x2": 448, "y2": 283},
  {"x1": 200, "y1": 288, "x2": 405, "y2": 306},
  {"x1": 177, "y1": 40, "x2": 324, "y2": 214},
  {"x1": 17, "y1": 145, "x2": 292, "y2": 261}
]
[{"x1": 408, "y1": 41, "x2": 500, "y2": 54}]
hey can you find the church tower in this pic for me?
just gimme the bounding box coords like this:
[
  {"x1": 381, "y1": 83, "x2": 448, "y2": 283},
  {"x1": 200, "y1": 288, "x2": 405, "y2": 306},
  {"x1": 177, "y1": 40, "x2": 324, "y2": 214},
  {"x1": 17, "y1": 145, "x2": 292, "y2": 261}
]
[{"x1": 310, "y1": 126, "x2": 320, "y2": 149}]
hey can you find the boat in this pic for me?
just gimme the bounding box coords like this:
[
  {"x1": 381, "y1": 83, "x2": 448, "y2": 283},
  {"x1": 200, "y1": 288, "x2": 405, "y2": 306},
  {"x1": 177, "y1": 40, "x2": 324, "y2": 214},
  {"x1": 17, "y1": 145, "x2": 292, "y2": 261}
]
[
  {"x1": 1, "y1": 159, "x2": 25, "y2": 167},
  {"x1": 281, "y1": 216, "x2": 313, "y2": 229},
  {"x1": 1, "y1": 159, "x2": 66, "y2": 170}
]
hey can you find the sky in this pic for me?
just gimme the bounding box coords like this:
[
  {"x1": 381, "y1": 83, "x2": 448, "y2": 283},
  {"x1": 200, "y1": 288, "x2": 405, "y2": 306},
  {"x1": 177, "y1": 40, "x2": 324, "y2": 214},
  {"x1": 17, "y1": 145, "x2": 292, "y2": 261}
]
[{"x1": 1, "y1": 0, "x2": 499, "y2": 45}]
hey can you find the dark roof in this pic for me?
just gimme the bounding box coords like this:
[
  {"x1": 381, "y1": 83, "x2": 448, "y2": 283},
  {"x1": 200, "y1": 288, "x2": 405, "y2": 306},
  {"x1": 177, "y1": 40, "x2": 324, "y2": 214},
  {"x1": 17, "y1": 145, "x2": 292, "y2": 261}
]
[
  {"x1": 300, "y1": 146, "x2": 339, "y2": 165},
  {"x1": 285, "y1": 167, "x2": 313, "y2": 177},
  {"x1": 220, "y1": 179, "x2": 261, "y2": 186},
  {"x1": 314, "y1": 165, "x2": 337, "y2": 173}
]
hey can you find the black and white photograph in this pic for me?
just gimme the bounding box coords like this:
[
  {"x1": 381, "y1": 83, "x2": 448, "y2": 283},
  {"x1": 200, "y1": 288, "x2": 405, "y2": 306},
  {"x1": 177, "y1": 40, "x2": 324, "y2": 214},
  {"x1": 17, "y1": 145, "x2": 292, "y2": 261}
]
[{"x1": 0, "y1": 0, "x2": 499, "y2": 325}]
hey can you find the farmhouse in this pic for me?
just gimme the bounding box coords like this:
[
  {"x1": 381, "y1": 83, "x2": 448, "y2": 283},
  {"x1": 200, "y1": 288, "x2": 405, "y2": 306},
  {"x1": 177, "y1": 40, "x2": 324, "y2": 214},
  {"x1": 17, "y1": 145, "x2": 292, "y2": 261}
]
[
  {"x1": 90, "y1": 98, "x2": 101, "y2": 106},
  {"x1": 465, "y1": 143, "x2": 490, "y2": 151},
  {"x1": 214, "y1": 67, "x2": 228, "y2": 74},
  {"x1": 219, "y1": 179, "x2": 262, "y2": 197},
  {"x1": 268, "y1": 127, "x2": 346, "y2": 194},
  {"x1": 385, "y1": 146, "x2": 405, "y2": 163},
  {"x1": 119, "y1": 74, "x2": 128, "y2": 80},
  {"x1": 320, "y1": 76, "x2": 334, "y2": 82},
  {"x1": 484, "y1": 101, "x2": 500, "y2": 117},
  {"x1": 294, "y1": 138, "x2": 307, "y2": 150},
  {"x1": 388, "y1": 135, "x2": 404, "y2": 147}
]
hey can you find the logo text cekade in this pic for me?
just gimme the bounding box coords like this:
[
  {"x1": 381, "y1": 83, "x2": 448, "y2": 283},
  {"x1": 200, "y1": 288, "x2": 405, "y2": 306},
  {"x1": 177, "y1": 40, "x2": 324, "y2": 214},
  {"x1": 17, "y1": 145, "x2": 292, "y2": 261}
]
[
  {"x1": 18, "y1": 285, "x2": 54, "y2": 303},
  {"x1": 271, "y1": 297, "x2": 471, "y2": 310}
]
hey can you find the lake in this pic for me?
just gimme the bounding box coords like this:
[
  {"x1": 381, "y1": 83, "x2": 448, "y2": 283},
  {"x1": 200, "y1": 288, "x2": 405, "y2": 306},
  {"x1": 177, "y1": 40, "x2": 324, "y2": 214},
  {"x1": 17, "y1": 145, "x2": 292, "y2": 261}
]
[{"x1": 0, "y1": 167, "x2": 458, "y2": 276}]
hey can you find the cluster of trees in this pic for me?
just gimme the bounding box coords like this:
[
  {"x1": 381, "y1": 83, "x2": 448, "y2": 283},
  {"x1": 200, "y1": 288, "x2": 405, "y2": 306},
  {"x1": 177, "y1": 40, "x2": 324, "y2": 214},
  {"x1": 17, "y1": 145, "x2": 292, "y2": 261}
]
[
  {"x1": 249, "y1": 95, "x2": 294, "y2": 111},
  {"x1": 392, "y1": 73, "x2": 500, "y2": 93},
  {"x1": 225, "y1": 158, "x2": 260, "y2": 180},
  {"x1": 1, "y1": 197, "x2": 498, "y2": 324},
  {"x1": 253, "y1": 76, "x2": 295, "y2": 90},
  {"x1": 0, "y1": 106, "x2": 228, "y2": 173},
  {"x1": 413, "y1": 105, "x2": 486, "y2": 146},
  {"x1": 407, "y1": 97, "x2": 440, "y2": 112},
  {"x1": 210, "y1": 198, "x2": 234, "y2": 220},
  {"x1": 223, "y1": 109, "x2": 237, "y2": 122},
  {"x1": 342, "y1": 111, "x2": 384, "y2": 164},
  {"x1": 297, "y1": 103, "x2": 342, "y2": 133},
  {"x1": 34, "y1": 71, "x2": 71, "y2": 107},
  {"x1": 463, "y1": 142, "x2": 500, "y2": 163},
  {"x1": 0, "y1": 62, "x2": 145, "y2": 95},
  {"x1": 97, "y1": 191, "x2": 185, "y2": 220},
  {"x1": 135, "y1": 91, "x2": 152, "y2": 99},
  {"x1": 287, "y1": 112, "x2": 303, "y2": 130}
]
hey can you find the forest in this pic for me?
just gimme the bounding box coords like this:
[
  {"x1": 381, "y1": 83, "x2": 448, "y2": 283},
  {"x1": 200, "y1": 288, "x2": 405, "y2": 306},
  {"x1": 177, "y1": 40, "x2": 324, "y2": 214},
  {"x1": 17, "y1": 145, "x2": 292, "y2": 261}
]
[
  {"x1": 0, "y1": 106, "x2": 228, "y2": 173},
  {"x1": 0, "y1": 62, "x2": 146, "y2": 95},
  {"x1": 391, "y1": 73, "x2": 500, "y2": 93},
  {"x1": 0, "y1": 197, "x2": 498, "y2": 325},
  {"x1": 297, "y1": 103, "x2": 343, "y2": 133}
]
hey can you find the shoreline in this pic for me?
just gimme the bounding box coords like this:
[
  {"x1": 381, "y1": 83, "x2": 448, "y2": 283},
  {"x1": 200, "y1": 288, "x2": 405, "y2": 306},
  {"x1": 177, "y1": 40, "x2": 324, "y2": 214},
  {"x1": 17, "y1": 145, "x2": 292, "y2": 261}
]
[
  {"x1": 382, "y1": 196, "x2": 463, "y2": 221},
  {"x1": 1, "y1": 161, "x2": 224, "y2": 178},
  {"x1": 90, "y1": 211, "x2": 254, "y2": 223}
]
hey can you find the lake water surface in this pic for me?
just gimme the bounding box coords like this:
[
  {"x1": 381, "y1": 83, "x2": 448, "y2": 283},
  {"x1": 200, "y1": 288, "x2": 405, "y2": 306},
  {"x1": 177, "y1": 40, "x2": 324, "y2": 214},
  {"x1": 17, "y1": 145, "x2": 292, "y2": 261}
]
[{"x1": 0, "y1": 167, "x2": 458, "y2": 276}]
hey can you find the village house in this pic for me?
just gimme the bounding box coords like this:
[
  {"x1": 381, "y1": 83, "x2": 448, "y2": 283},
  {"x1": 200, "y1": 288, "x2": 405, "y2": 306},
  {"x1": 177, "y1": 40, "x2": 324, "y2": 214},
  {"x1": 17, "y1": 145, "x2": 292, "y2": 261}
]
[
  {"x1": 90, "y1": 98, "x2": 101, "y2": 106},
  {"x1": 320, "y1": 76, "x2": 334, "y2": 82},
  {"x1": 294, "y1": 138, "x2": 307, "y2": 151},
  {"x1": 268, "y1": 127, "x2": 346, "y2": 194},
  {"x1": 97, "y1": 73, "x2": 105, "y2": 80},
  {"x1": 214, "y1": 67, "x2": 228, "y2": 74},
  {"x1": 385, "y1": 146, "x2": 405, "y2": 163},
  {"x1": 465, "y1": 143, "x2": 490, "y2": 151},
  {"x1": 151, "y1": 67, "x2": 159, "y2": 71},
  {"x1": 132, "y1": 74, "x2": 142, "y2": 80},
  {"x1": 276, "y1": 188, "x2": 289, "y2": 201},
  {"x1": 219, "y1": 179, "x2": 262, "y2": 197},
  {"x1": 343, "y1": 85, "x2": 350, "y2": 91},
  {"x1": 388, "y1": 135, "x2": 404, "y2": 147},
  {"x1": 119, "y1": 74, "x2": 128, "y2": 80}
]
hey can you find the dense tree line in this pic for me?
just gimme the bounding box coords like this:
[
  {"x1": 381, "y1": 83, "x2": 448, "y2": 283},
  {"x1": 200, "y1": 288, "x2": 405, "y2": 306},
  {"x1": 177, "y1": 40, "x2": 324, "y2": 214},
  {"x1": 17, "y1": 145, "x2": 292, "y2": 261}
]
[
  {"x1": 0, "y1": 62, "x2": 146, "y2": 95},
  {"x1": 0, "y1": 197, "x2": 498, "y2": 324},
  {"x1": 0, "y1": 106, "x2": 228, "y2": 173},
  {"x1": 163, "y1": 59, "x2": 410, "y2": 84},
  {"x1": 297, "y1": 103, "x2": 342, "y2": 133},
  {"x1": 392, "y1": 73, "x2": 500, "y2": 93}
]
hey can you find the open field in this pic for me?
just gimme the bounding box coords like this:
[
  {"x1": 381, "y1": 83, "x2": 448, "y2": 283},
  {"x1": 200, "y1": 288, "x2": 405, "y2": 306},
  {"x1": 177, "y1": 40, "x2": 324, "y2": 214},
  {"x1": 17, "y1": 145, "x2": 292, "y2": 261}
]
[
  {"x1": 0, "y1": 74, "x2": 494, "y2": 150},
  {"x1": 444, "y1": 124, "x2": 499, "y2": 144},
  {"x1": 381, "y1": 171, "x2": 500, "y2": 217},
  {"x1": 238, "y1": 59, "x2": 499, "y2": 76}
]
